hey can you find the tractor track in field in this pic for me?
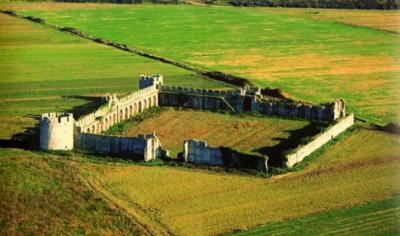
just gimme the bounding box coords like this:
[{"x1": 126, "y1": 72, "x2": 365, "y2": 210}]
[{"x1": 86, "y1": 175, "x2": 175, "y2": 236}]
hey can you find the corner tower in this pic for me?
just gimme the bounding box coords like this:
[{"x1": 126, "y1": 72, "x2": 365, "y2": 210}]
[{"x1": 40, "y1": 113, "x2": 74, "y2": 150}]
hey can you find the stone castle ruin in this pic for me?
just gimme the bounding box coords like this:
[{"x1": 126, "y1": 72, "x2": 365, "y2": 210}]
[{"x1": 40, "y1": 74, "x2": 351, "y2": 169}]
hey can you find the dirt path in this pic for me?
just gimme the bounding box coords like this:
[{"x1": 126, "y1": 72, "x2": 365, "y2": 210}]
[{"x1": 86, "y1": 175, "x2": 175, "y2": 235}]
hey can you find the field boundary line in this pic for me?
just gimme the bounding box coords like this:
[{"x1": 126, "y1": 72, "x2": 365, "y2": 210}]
[
  {"x1": 0, "y1": 9, "x2": 252, "y2": 88},
  {"x1": 334, "y1": 21, "x2": 400, "y2": 35}
]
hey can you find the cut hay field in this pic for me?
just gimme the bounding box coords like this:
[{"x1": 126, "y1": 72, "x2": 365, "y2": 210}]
[
  {"x1": 0, "y1": 12, "x2": 227, "y2": 140},
  {"x1": 91, "y1": 128, "x2": 400, "y2": 235},
  {"x1": 110, "y1": 107, "x2": 310, "y2": 157},
  {"x1": 4, "y1": 3, "x2": 399, "y2": 124}
]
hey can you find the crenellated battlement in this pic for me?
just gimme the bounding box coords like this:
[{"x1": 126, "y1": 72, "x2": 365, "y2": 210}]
[
  {"x1": 159, "y1": 85, "x2": 240, "y2": 97},
  {"x1": 74, "y1": 78, "x2": 160, "y2": 135},
  {"x1": 40, "y1": 112, "x2": 74, "y2": 150},
  {"x1": 41, "y1": 112, "x2": 74, "y2": 123},
  {"x1": 118, "y1": 84, "x2": 159, "y2": 105},
  {"x1": 139, "y1": 74, "x2": 163, "y2": 89},
  {"x1": 40, "y1": 74, "x2": 349, "y2": 167}
]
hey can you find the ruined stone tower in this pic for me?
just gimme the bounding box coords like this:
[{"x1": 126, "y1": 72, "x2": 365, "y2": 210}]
[{"x1": 40, "y1": 113, "x2": 74, "y2": 150}]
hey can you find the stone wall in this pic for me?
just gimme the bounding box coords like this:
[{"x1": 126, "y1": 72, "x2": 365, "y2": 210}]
[
  {"x1": 283, "y1": 113, "x2": 355, "y2": 168},
  {"x1": 254, "y1": 98, "x2": 345, "y2": 122},
  {"x1": 158, "y1": 93, "x2": 235, "y2": 111},
  {"x1": 75, "y1": 132, "x2": 168, "y2": 161},
  {"x1": 75, "y1": 76, "x2": 160, "y2": 135},
  {"x1": 39, "y1": 74, "x2": 348, "y2": 168},
  {"x1": 160, "y1": 85, "x2": 241, "y2": 97},
  {"x1": 159, "y1": 85, "x2": 345, "y2": 122},
  {"x1": 182, "y1": 139, "x2": 268, "y2": 171},
  {"x1": 183, "y1": 139, "x2": 224, "y2": 166}
]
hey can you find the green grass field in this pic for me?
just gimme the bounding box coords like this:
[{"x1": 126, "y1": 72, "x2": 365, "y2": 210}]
[
  {"x1": 5, "y1": 3, "x2": 400, "y2": 124},
  {"x1": 229, "y1": 195, "x2": 400, "y2": 235},
  {"x1": 0, "y1": 2, "x2": 399, "y2": 235},
  {"x1": 0, "y1": 12, "x2": 227, "y2": 139}
]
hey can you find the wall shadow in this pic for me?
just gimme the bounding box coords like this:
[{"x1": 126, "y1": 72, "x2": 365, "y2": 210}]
[
  {"x1": 256, "y1": 121, "x2": 329, "y2": 168},
  {"x1": 0, "y1": 96, "x2": 103, "y2": 150},
  {"x1": 62, "y1": 95, "x2": 103, "y2": 120},
  {"x1": 0, "y1": 114, "x2": 41, "y2": 150}
]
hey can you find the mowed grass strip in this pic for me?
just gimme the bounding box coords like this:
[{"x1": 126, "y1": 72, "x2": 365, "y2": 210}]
[
  {"x1": 12, "y1": 4, "x2": 400, "y2": 124},
  {"x1": 117, "y1": 108, "x2": 309, "y2": 157},
  {"x1": 99, "y1": 128, "x2": 400, "y2": 235},
  {"x1": 229, "y1": 195, "x2": 400, "y2": 236},
  {"x1": 0, "y1": 13, "x2": 227, "y2": 139}
]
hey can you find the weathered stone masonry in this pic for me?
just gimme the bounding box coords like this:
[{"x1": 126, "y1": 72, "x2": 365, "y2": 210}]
[
  {"x1": 40, "y1": 75, "x2": 167, "y2": 161},
  {"x1": 76, "y1": 132, "x2": 168, "y2": 162},
  {"x1": 182, "y1": 139, "x2": 268, "y2": 171},
  {"x1": 159, "y1": 85, "x2": 345, "y2": 122},
  {"x1": 40, "y1": 113, "x2": 74, "y2": 150},
  {"x1": 40, "y1": 74, "x2": 350, "y2": 167},
  {"x1": 284, "y1": 113, "x2": 355, "y2": 168}
]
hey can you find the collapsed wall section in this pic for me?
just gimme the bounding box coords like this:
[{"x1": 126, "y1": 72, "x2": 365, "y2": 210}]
[
  {"x1": 182, "y1": 139, "x2": 268, "y2": 171},
  {"x1": 283, "y1": 113, "x2": 354, "y2": 168},
  {"x1": 183, "y1": 140, "x2": 224, "y2": 166}
]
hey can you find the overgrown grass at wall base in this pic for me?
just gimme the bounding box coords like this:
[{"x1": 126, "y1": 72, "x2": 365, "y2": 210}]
[{"x1": 290, "y1": 124, "x2": 358, "y2": 171}]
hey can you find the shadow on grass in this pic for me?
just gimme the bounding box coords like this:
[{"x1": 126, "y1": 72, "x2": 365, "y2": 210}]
[
  {"x1": 62, "y1": 95, "x2": 103, "y2": 120},
  {"x1": 256, "y1": 121, "x2": 329, "y2": 168},
  {"x1": 0, "y1": 96, "x2": 104, "y2": 151},
  {"x1": 0, "y1": 114, "x2": 41, "y2": 150},
  {"x1": 375, "y1": 123, "x2": 400, "y2": 136}
]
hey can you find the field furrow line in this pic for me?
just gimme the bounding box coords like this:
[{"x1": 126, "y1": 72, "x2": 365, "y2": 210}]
[
  {"x1": 327, "y1": 216, "x2": 400, "y2": 236},
  {"x1": 321, "y1": 206, "x2": 400, "y2": 234},
  {"x1": 86, "y1": 175, "x2": 175, "y2": 236}
]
